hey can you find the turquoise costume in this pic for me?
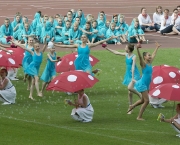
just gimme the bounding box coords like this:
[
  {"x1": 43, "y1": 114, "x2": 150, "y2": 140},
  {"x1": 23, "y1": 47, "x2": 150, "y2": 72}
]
[
  {"x1": 41, "y1": 53, "x2": 56, "y2": 82},
  {"x1": 25, "y1": 52, "x2": 43, "y2": 77},
  {"x1": 31, "y1": 12, "x2": 41, "y2": 36},
  {"x1": 128, "y1": 20, "x2": 144, "y2": 43},
  {"x1": 74, "y1": 45, "x2": 93, "y2": 76},
  {"x1": 61, "y1": 25, "x2": 71, "y2": 44},
  {"x1": 106, "y1": 27, "x2": 120, "y2": 44},
  {"x1": 22, "y1": 44, "x2": 34, "y2": 73},
  {"x1": 123, "y1": 54, "x2": 140, "y2": 86},
  {"x1": 134, "y1": 64, "x2": 153, "y2": 92},
  {"x1": 11, "y1": 16, "x2": 22, "y2": 39},
  {"x1": 0, "y1": 23, "x2": 13, "y2": 44},
  {"x1": 40, "y1": 21, "x2": 55, "y2": 43},
  {"x1": 74, "y1": 11, "x2": 86, "y2": 26},
  {"x1": 69, "y1": 27, "x2": 82, "y2": 44}
]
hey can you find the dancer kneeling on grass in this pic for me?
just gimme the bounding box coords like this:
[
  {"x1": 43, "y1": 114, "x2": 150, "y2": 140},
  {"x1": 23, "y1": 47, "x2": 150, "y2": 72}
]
[
  {"x1": 0, "y1": 68, "x2": 16, "y2": 105},
  {"x1": 127, "y1": 42, "x2": 161, "y2": 121},
  {"x1": 55, "y1": 35, "x2": 114, "y2": 76},
  {"x1": 12, "y1": 39, "x2": 47, "y2": 100},
  {"x1": 160, "y1": 103, "x2": 180, "y2": 130},
  {"x1": 104, "y1": 44, "x2": 141, "y2": 114},
  {"x1": 67, "y1": 89, "x2": 94, "y2": 123}
]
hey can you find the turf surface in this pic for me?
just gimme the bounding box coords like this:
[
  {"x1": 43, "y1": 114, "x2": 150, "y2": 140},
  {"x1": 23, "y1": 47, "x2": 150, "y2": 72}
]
[{"x1": 0, "y1": 48, "x2": 180, "y2": 145}]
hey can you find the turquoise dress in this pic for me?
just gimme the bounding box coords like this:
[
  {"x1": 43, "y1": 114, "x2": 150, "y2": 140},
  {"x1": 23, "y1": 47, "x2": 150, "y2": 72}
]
[
  {"x1": 0, "y1": 24, "x2": 13, "y2": 44},
  {"x1": 22, "y1": 45, "x2": 34, "y2": 73},
  {"x1": 134, "y1": 64, "x2": 153, "y2": 92},
  {"x1": 74, "y1": 45, "x2": 93, "y2": 75},
  {"x1": 123, "y1": 54, "x2": 140, "y2": 86},
  {"x1": 25, "y1": 52, "x2": 43, "y2": 77},
  {"x1": 41, "y1": 53, "x2": 56, "y2": 83}
]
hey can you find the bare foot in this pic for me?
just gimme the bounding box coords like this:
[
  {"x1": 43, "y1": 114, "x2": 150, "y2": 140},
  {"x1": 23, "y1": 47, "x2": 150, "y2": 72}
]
[
  {"x1": 38, "y1": 92, "x2": 43, "y2": 97},
  {"x1": 137, "y1": 117, "x2": 145, "y2": 121},
  {"x1": 27, "y1": 87, "x2": 30, "y2": 91},
  {"x1": 23, "y1": 77, "x2": 26, "y2": 83},
  {"x1": 29, "y1": 96, "x2": 35, "y2": 100},
  {"x1": 127, "y1": 105, "x2": 134, "y2": 114},
  {"x1": 117, "y1": 42, "x2": 121, "y2": 45}
]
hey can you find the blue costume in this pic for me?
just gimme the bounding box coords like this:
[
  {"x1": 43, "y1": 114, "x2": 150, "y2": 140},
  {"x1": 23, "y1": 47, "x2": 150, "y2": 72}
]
[
  {"x1": 82, "y1": 25, "x2": 93, "y2": 42},
  {"x1": 74, "y1": 10, "x2": 86, "y2": 26},
  {"x1": 74, "y1": 45, "x2": 93, "y2": 76},
  {"x1": 69, "y1": 27, "x2": 82, "y2": 44},
  {"x1": 31, "y1": 12, "x2": 41, "y2": 36},
  {"x1": 106, "y1": 27, "x2": 120, "y2": 44},
  {"x1": 25, "y1": 52, "x2": 43, "y2": 77},
  {"x1": 54, "y1": 21, "x2": 64, "y2": 43},
  {"x1": 128, "y1": 20, "x2": 144, "y2": 43},
  {"x1": 0, "y1": 23, "x2": 13, "y2": 44},
  {"x1": 134, "y1": 64, "x2": 152, "y2": 92},
  {"x1": 22, "y1": 44, "x2": 34, "y2": 73},
  {"x1": 40, "y1": 21, "x2": 55, "y2": 43},
  {"x1": 61, "y1": 25, "x2": 71, "y2": 44},
  {"x1": 41, "y1": 53, "x2": 56, "y2": 82},
  {"x1": 11, "y1": 15, "x2": 22, "y2": 39},
  {"x1": 123, "y1": 54, "x2": 140, "y2": 86}
]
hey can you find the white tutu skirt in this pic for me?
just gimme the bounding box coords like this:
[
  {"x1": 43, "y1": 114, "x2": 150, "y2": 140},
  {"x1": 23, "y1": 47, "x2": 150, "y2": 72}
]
[
  {"x1": 0, "y1": 86, "x2": 16, "y2": 103},
  {"x1": 71, "y1": 104, "x2": 94, "y2": 122}
]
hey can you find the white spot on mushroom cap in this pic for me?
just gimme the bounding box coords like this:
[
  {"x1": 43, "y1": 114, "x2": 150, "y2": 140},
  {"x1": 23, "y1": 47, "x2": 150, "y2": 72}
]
[
  {"x1": 67, "y1": 75, "x2": 77, "y2": 82},
  {"x1": 152, "y1": 89, "x2": 161, "y2": 96},
  {"x1": 153, "y1": 76, "x2": 163, "y2": 84},
  {"x1": 169, "y1": 72, "x2": 176, "y2": 78}
]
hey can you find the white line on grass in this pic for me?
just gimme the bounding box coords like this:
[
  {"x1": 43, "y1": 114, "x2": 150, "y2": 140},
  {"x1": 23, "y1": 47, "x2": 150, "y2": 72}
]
[{"x1": 1, "y1": 115, "x2": 156, "y2": 145}]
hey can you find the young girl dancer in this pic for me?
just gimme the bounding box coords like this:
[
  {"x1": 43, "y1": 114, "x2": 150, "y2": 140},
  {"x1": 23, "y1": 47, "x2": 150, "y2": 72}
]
[
  {"x1": 104, "y1": 44, "x2": 140, "y2": 114},
  {"x1": 40, "y1": 42, "x2": 60, "y2": 95},
  {"x1": 12, "y1": 39, "x2": 47, "y2": 100},
  {"x1": 55, "y1": 35, "x2": 113, "y2": 75},
  {"x1": 127, "y1": 42, "x2": 161, "y2": 120}
]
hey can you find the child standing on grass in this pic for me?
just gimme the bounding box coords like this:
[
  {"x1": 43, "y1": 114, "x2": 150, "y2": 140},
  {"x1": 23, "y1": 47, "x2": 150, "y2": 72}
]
[
  {"x1": 104, "y1": 44, "x2": 140, "y2": 114},
  {"x1": 127, "y1": 42, "x2": 161, "y2": 121},
  {"x1": 40, "y1": 42, "x2": 60, "y2": 95},
  {"x1": 12, "y1": 39, "x2": 47, "y2": 100}
]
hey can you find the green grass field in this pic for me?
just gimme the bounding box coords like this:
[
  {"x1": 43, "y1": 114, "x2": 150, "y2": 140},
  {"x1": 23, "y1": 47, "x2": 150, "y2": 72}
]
[{"x1": 0, "y1": 48, "x2": 180, "y2": 145}]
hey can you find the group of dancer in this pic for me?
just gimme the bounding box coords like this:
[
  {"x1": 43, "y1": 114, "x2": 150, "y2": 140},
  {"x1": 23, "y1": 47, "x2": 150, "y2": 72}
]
[{"x1": 0, "y1": 6, "x2": 179, "y2": 126}]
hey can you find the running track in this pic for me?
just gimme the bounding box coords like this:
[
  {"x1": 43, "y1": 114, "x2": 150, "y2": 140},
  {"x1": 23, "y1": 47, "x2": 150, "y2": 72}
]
[{"x1": 0, "y1": 0, "x2": 179, "y2": 49}]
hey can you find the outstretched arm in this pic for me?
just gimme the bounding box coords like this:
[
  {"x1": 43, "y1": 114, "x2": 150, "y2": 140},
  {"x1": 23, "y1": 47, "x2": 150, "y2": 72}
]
[
  {"x1": 54, "y1": 43, "x2": 78, "y2": 48},
  {"x1": 105, "y1": 47, "x2": 126, "y2": 56},
  {"x1": 88, "y1": 36, "x2": 112, "y2": 48},
  {"x1": 0, "y1": 47, "x2": 13, "y2": 54},
  {"x1": 47, "y1": 53, "x2": 59, "y2": 62},
  {"x1": 11, "y1": 40, "x2": 34, "y2": 55},
  {"x1": 150, "y1": 42, "x2": 161, "y2": 63},
  {"x1": 136, "y1": 45, "x2": 145, "y2": 68},
  {"x1": 0, "y1": 43, "x2": 11, "y2": 48}
]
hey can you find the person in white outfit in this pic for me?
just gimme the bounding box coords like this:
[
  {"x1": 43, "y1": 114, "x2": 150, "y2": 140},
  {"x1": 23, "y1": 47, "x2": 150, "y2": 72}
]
[
  {"x1": 160, "y1": 103, "x2": 180, "y2": 137},
  {"x1": 0, "y1": 68, "x2": 16, "y2": 105},
  {"x1": 148, "y1": 94, "x2": 167, "y2": 108},
  {"x1": 138, "y1": 7, "x2": 156, "y2": 32},
  {"x1": 7, "y1": 68, "x2": 19, "y2": 81},
  {"x1": 67, "y1": 89, "x2": 94, "y2": 123},
  {"x1": 160, "y1": 9, "x2": 180, "y2": 35},
  {"x1": 153, "y1": 6, "x2": 163, "y2": 32}
]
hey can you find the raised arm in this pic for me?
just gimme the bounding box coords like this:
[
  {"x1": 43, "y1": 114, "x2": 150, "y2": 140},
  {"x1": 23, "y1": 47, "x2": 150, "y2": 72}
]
[
  {"x1": 105, "y1": 47, "x2": 126, "y2": 56},
  {"x1": 0, "y1": 47, "x2": 12, "y2": 54},
  {"x1": 0, "y1": 43, "x2": 11, "y2": 48},
  {"x1": 150, "y1": 42, "x2": 161, "y2": 63},
  {"x1": 11, "y1": 40, "x2": 33, "y2": 55},
  {"x1": 89, "y1": 36, "x2": 112, "y2": 48},
  {"x1": 136, "y1": 44, "x2": 145, "y2": 68},
  {"x1": 54, "y1": 43, "x2": 78, "y2": 48}
]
